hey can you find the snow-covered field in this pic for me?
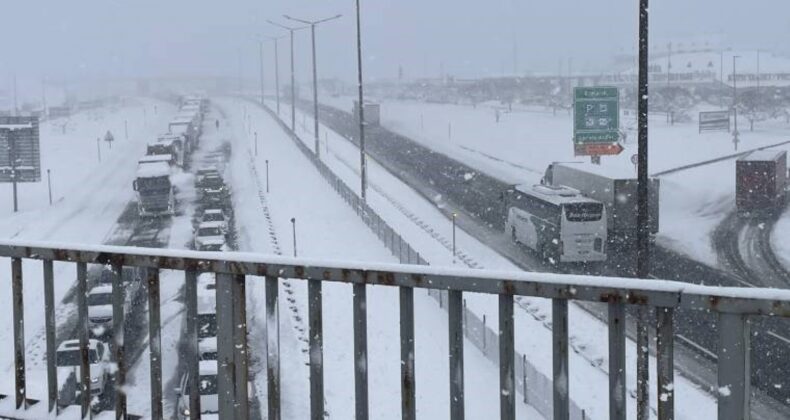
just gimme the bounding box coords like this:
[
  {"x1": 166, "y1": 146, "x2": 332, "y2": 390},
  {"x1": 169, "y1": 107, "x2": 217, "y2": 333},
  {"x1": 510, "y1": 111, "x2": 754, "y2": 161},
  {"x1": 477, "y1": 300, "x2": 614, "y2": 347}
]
[{"x1": 321, "y1": 95, "x2": 790, "y2": 267}]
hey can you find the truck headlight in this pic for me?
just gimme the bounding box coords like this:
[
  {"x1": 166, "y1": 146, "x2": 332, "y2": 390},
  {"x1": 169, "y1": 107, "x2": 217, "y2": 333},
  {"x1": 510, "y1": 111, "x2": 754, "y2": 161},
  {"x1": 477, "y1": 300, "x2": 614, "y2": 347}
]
[{"x1": 91, "y1": 377, "x2": 100, "y2": 384}]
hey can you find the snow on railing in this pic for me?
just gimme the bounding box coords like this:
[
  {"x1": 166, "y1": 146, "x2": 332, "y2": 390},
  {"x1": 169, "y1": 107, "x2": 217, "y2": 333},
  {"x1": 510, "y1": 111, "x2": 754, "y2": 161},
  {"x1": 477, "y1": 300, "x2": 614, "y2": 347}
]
[{"x1": 0, "y1": 233, "x2": 788, "y2": 420}]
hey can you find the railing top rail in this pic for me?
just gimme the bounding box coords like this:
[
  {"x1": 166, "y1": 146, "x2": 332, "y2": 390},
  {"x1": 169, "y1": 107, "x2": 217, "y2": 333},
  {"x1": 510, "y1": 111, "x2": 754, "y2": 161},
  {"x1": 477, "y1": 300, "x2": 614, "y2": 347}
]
[{"x1": 1, "y1": 239, "x2": 789, "y2": 315}]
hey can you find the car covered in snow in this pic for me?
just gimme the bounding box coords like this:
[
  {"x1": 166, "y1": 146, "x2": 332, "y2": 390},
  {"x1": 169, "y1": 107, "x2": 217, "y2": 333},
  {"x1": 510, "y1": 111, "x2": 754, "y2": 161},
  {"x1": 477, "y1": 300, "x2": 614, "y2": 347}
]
[
  {"x1": 194, "y1": 222, "x2": 226, "y2": 251},
  {"x1": 201, "y1": 208, "x2": 228, "y2": 233},
  {"x1": 176, "y1": 360, "x2": 219, "y2": 419},
  {"x1": 87, "y1": 284, "x2": 114, "y2": 336},
  {"x1": 175, "y1": 359, "x2": 253, "y2": 419},
  {"x1": 56, "y1": 339, "x2": 111, "y2": 399}
]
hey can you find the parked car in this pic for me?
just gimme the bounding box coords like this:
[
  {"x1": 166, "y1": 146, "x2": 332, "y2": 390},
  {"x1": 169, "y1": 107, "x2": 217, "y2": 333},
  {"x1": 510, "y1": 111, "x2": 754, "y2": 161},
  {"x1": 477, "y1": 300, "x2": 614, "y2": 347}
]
[
  {"x1": 56, "y1": 339, "x2": 111, "y2": 399},
  {"x1": 194, "y1": 222, "x2": 226, "y2": 251}
]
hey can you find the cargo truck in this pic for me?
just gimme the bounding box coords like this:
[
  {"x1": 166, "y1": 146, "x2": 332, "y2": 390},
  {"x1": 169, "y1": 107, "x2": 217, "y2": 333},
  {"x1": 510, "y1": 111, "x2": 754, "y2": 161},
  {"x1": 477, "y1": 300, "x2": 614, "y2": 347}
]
[
  {"x1": 148, "y1": 133, "x2": 185, "y2": 167},
  {"x1": 133, "y1": 161, "x2": 175, "y2": 217},
  {"x1": 169, "y1": 118, "x2": 198, "y2": 155},
  {"x1": 542, "y1": 162, "x2": 659, "y2": 241},
  {"x1": 736, "y1": 150, "x2": 787, "y2": 217}
]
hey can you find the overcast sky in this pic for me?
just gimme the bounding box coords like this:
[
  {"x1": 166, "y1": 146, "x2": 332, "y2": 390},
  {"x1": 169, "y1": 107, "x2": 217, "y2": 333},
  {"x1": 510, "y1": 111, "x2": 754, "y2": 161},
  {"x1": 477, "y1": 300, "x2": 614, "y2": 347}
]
[{"x1": 1, "y1": 0, "x2": 788, "y2": 87}]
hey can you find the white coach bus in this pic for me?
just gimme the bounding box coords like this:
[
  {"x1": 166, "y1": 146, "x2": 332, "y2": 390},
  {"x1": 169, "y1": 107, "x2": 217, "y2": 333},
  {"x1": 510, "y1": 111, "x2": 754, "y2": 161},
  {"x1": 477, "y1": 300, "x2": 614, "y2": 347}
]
[{"x1": 504, "y1": 184, "x2": 607, "y2": 263}]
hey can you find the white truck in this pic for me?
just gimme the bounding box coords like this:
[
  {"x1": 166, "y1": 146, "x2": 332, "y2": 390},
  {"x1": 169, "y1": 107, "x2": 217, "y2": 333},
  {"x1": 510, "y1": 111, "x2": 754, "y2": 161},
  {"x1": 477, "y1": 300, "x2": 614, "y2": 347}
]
[
  {"x1": 133, "y1": 161, "x2": 175, "y2": 217},
  {"x1": 148, "y1": 133, "x2": 186, "y2": 167},
  {"x1": 542, "y1": 162, "x2": 659, "y2": 241}
]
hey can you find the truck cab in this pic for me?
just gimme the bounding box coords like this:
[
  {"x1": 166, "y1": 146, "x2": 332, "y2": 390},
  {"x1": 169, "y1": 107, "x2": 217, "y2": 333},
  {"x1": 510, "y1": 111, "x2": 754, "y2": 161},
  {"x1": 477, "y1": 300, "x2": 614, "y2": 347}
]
[{"x1": 133, "y1": 161, "x2": 175, "y2": 217}]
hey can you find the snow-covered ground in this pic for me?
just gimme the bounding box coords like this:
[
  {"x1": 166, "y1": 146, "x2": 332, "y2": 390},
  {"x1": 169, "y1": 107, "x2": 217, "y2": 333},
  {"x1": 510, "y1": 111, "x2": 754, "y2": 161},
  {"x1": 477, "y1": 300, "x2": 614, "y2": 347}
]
[
  {"x1": 221, "y1": 97, "x2": 546, "y2": 419},
  {"x1": 321, "y1": 95, "x2": 790, "y2": 267},
  {"x1": 267, "y1": 100, "x2": 719, "y2": 419},
  {"x1": 0, "y1": 98, "x2": 177, "y2": 410}
]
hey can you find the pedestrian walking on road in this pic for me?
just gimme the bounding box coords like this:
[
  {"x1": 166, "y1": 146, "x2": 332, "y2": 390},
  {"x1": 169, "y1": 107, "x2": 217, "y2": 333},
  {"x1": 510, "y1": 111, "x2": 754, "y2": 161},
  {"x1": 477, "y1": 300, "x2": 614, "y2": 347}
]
[{"x1": 215, "y1": 119, "x2": 220, "y2": 130}]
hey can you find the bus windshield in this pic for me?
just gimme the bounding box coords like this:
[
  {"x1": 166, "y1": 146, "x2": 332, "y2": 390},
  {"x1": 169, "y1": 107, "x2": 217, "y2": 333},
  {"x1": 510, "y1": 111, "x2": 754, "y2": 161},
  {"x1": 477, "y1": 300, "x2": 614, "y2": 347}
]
[{"x1": 563, "y1": 203, "x2": 603, "y2": 222}]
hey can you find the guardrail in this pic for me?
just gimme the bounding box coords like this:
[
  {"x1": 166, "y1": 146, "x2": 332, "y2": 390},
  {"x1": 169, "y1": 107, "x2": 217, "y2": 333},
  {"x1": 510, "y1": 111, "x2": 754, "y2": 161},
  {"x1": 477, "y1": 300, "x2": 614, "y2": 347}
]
[{"x1": 0, "y1": 241, "x2": 788, "y2": 420}]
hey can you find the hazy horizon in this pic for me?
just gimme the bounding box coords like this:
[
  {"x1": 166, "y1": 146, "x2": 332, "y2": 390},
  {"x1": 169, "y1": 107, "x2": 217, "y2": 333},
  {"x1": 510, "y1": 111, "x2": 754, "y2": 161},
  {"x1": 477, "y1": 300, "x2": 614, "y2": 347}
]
[{"x1": 1, "y1": 1, "x2": 788, "y2": 88}]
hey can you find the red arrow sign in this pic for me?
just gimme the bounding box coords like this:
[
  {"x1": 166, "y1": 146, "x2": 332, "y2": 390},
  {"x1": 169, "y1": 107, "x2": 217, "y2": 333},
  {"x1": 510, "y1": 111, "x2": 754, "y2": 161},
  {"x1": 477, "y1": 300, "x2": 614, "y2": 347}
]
[{"x1": 574, "y1": 143, "x2": 624, "y2": 156}]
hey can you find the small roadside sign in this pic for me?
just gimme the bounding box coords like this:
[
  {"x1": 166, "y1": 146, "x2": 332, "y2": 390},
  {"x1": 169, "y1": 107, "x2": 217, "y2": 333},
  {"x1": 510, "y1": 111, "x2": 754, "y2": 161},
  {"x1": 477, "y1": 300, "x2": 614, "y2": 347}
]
[
  {"x1": 0, "y1": 116, "x2": 41, "y2": 183},
  {"x1": 699, "y1": 110, "x2": 730, "y2": 133},
  {"x1": 631, "y1": 154, "x2": 638, "y2": 165},
  {"x1": 574, "y1": 142, "x2": 624, "y2": 156}
]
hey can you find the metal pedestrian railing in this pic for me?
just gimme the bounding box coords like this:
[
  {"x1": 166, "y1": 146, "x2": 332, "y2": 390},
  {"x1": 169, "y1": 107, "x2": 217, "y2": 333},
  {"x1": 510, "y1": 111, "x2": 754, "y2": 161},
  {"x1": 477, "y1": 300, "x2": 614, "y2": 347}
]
[{"x1": 0, "y1": 241, "x2": 788, "y2": 420}]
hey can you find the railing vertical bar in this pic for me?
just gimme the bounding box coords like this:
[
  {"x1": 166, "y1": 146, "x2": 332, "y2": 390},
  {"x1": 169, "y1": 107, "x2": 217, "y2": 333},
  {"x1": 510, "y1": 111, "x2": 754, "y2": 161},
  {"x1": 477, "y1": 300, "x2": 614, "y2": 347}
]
[
  {"x1": 499, "y1": 294, "x2": 515, "y2": 420},
  {"x1": 717, "y1": 313, "x2": 750, "y2": 420},
  {"x1": 448, "y1": 289, "x2": 464, "y2": 420},
  {"x1": 265, "y1": 275, "x2": 281, "y2": 420},
  {"x1": 147, "y1": 268, "x2": 163, "y2": 420},
  {"x1": 608, "y1": 302, "x2": 626, "y2": 420},
  {"x1": 656, "y1": 307, "x2": 674, "y2": 420},
  {"x1": 43, "y1": 260, "x2": 57, "y2": 415},
  {"x1": 112, "y1": 261, "x2": 127, "y2": 420},
  {"x1": 233, "y1": 274, "x2": 250, "y2": 420},
  {"x1": 400, "y1": 286, "x2": 416, "y2": 420},
  {"x1": 77, "y1": 261, "x2": 90, "y2": 418},
  {"x1": 184, "y1": 270, "x2": 200, "y2": 420},
  {"x1": 552, "y1": 298, "x2": 569, "y2": 420},
  {"x1": 309, "y1": 279, "x2": 324, "y2": 420},
  {"x1": 217, "y1": 272, "x2": 236, "y2": 418},
  {"x1": 354, "y1": 283, "x2": 369, "y2": 420},
  {"x1": 12, "y1": 257, "x2": 25, "y2": 410}
]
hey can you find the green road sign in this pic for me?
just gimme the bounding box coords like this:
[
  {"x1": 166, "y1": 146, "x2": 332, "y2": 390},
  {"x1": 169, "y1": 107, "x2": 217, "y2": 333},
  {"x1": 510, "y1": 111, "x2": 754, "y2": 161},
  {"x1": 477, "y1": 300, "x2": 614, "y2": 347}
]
[{"x1": 573, "y1": 86, "x2": 619, "y2": 143}]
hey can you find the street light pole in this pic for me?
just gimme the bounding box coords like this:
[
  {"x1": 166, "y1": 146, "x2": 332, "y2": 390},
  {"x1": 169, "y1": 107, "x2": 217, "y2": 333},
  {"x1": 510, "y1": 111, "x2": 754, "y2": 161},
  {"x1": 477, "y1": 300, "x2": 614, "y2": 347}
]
[
  {"x1": 268, "y1": 21, "x2": 307, "y2": 132},
  {"x1": 269, "y1": 36, "x2": 284, "y2": 115},
  {"x1": 355, "y1": 0, "x2": 368, "y2": 202},
  {"x1": 259, "y1": 40, "x2": 265, "y2": 105},
  {"x1": 289, "y1": 31, "x2": 296, "y2": 131},
  {"x1": 284, "y1": 14, "x2": 342, "y2": 158},
  {"x1": 732, "y1": 55, "x2": 741, "y2": 150},
  {"x1": 636, "y1": 0, "x2": 651, "y2": 419}
]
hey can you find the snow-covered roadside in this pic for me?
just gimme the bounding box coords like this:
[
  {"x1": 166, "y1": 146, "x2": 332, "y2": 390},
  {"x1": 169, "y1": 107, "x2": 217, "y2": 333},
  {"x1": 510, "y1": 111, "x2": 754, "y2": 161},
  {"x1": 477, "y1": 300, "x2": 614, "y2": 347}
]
[
  {"x1": 0, "y1": 98, "x2": 176, "y2": 402},
  {"x1": 276, "y1": 100, "x2": 718, "y2": 419},
  {"x1": 222, "y1": 97, "x2": 545, "y2": 419},
  {"x1": 319, "y1": 96, "x2": 790, "y2": 269}
]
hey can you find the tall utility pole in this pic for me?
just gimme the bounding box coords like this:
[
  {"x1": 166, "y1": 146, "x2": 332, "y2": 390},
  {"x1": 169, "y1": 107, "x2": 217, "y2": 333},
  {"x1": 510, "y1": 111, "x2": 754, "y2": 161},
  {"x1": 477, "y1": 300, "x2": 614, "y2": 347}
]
[
  {"x1": 268, "y1": 36, "x2": 285, "y2": 115},
  {"x1": 41, "y1": 78, "x2": 48, "y2": 118},
  {"x1": 720, "y1": 50, "x2": 725, "y2": 107},
  {"x1": 13, "y1": 73, "x2": 19, "y2": 117},
  {"x1": 667, "y1": 42, "x2": 672, "y2": 89},
  {"x1": 268, "y1": 20, "x2": 308, "y2": 132},
  {"x1": 258, "y1": 40, "x2": 265, "y2": 105},
  {"x1": 355, "y1": 0, "x2": 368, "y2": 202},
  {"x1": 284, "y1": 14, "x2": 342, "y2": 158},
  {"x1": 352, "y1": 4, "x2": 371, "y2": 420},
  {"x1": 237, "y1": 49, "x2": 243, "y2": 95},
  {"x1": 636, "y1": 0, "x2": 651, "y2": 419},
  {"x1": 756, "y1": 49, "x2": 761, "y2": 92},
  {"x1": 732, "y1": 55, "x2": 741, "y2": 150}
]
